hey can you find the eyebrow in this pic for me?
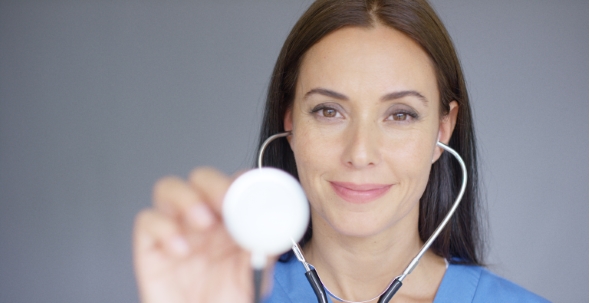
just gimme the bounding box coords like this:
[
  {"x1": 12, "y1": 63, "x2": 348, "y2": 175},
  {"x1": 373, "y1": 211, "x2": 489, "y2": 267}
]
[
  {"x1": 304, "y1": 88, "x2": 348, "y2": 100},
  {"x1": 304, "y1": 87, "x2": 428, "y2": 105},
  {"x1": 381, "y1": 90, "x2": 428, "y2": 105}
]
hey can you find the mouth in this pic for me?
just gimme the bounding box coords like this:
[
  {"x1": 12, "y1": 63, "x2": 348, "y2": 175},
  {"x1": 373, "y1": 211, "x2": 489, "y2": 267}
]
[{"x1": 329, "y1": 181, "x2": 393, "y2": 204}]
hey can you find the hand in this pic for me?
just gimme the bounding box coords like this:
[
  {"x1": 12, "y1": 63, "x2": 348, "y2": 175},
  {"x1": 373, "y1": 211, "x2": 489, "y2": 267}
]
[{"x1": 133, "y1": 168, "x2": 258, "y2": 303}]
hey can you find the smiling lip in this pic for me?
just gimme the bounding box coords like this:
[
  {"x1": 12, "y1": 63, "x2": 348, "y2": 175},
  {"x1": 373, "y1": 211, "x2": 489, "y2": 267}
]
[{"x1": 329, "y1": 181, "x2": 393, "y2": 204}]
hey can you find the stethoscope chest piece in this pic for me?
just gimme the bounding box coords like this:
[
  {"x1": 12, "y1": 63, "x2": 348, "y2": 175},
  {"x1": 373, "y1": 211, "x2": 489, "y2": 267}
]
[{"x1": 223, "y1": 167, "x2": 310, "y2": 267}]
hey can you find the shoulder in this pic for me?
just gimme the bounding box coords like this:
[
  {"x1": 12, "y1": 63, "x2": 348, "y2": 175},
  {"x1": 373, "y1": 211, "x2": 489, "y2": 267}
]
[
  {"x1": 264, "y1": 252, "x2": 318, "y2": 303},
  {"x1": 434, "y1": 263, "x2": 550, "y2": 303},
  {"x1": 473, "y1": 266, "x2": 550, "y2": 302}
]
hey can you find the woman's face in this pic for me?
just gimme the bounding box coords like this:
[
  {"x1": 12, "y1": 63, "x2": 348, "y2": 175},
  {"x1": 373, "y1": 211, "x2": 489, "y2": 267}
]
[{"x1": 285, "y1": 24, "x2": 456, "y2": 238}]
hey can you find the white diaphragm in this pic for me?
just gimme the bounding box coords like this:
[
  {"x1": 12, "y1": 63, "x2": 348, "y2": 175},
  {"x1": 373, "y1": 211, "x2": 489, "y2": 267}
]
[{"x1": 223, "y1": 167, "x2": 309, "y2": 269}]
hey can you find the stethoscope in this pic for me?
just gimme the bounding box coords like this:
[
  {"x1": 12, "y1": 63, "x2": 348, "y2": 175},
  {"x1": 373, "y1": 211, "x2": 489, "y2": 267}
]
[{"x1": 223, "y1": 131, "x2": 467, "y2": 303}]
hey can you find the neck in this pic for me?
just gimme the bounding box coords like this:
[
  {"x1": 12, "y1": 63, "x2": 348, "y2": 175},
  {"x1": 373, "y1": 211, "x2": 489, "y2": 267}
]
[{"x1": 302, "y1": 208, "x2": 446, "y2": 302}]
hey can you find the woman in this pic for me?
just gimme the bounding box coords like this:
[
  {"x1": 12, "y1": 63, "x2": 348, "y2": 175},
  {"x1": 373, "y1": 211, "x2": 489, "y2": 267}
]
[{"x1": 133, "y1": 0, "x2": 549, "y2": 302}]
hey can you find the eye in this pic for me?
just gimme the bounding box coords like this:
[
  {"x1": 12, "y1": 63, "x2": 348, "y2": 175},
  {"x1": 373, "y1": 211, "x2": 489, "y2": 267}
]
[
  {"x1": 391, "y1": 113, "x2": 408, "y2": 121},
  {"x1": 385, "y1": 110, "x2": 418, "y2": 122},
  {"x1": 310, "y1": 104, "x2": 343, "y2": 119},
  {"x1": 321, "y1": 108, "x2": 338, "y2": 118}
]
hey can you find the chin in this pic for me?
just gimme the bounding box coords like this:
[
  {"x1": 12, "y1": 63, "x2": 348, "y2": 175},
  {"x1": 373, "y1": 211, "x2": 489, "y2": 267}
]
[
  {"x1": 313, "y1": 195, "x2": 420, "y2": 240},
  {"x1": 325, "y1": 210, "x2": 392, "y2": 238}
]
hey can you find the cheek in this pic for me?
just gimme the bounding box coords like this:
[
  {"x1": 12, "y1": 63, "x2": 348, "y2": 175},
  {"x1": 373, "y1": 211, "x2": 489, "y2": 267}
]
[
  {"x1": 289, "y1": 125, "x2": 340, "y2": 195},
  {"x1": 389, "y1": 130, "x2": 436, "y2": 166},
  {"x1": 385, "y1": 135, "x2": 436, "y2": 197},
  {"x1": 289, "y1": 115, "x2": 364, "y2": 225}
]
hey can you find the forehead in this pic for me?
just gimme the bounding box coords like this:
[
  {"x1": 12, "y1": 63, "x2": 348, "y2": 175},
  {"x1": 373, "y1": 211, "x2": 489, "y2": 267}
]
[{"x1": 297, "y1": 24, "x2": 439, "y2": 103}]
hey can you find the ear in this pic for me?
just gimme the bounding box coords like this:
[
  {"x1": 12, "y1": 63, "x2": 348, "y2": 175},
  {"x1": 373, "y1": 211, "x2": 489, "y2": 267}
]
[
  {"x1": 432, "y1": 101, "x2": 459, "y2": 163},
  {"x1": 283, "y1": 107, "x2": 293, "y2": 144}
]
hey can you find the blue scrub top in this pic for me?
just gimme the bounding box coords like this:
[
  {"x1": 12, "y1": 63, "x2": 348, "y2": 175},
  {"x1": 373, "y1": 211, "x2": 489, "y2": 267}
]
[{"x1": 265, "y1": 252, "x2": 550, "y2": 303}]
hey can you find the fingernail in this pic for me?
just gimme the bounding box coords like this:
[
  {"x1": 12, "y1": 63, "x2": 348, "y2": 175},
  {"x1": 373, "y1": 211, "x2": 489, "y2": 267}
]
[
  {"x1": 170, "y1": 236, "x2": 189, "y2": 256},
  {"x1": 189, "y1": 204, "x2": 214, "y2": 229}
]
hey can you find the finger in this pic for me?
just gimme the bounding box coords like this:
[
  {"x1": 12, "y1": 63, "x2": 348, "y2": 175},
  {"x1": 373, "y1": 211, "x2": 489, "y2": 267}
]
[
  {"x1": 153, "y1": 176, "x2": 216, "y2": 230},
  {"x1": 189, "y1": 167, "x2": 233, "y2": 214},
  {"x1": 134, "y1": 209, "x2": 190, "y2": 257}
]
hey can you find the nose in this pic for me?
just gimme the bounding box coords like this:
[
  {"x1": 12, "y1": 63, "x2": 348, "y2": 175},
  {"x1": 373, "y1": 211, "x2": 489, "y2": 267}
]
[{"x1": 341, "y1": 120, "x2": 382, "y2": 169}]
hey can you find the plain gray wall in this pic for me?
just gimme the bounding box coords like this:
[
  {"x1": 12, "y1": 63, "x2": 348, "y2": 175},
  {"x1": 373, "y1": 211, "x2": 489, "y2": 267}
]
[{"x1": 0, "y1": 1, "x2": 587, "y2": 302}]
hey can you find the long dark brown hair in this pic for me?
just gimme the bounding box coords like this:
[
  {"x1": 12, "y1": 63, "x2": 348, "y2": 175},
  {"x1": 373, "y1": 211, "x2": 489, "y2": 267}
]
[{"x1": 258, "y1": 0, "x2": 483, "y2": 265}]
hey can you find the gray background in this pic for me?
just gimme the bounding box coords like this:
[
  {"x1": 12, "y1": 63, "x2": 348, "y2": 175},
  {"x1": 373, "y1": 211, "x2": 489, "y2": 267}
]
[{"x1": 0, "y1": 1, "x2": 587, "y2": 302}]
